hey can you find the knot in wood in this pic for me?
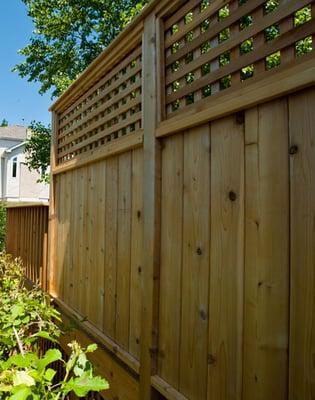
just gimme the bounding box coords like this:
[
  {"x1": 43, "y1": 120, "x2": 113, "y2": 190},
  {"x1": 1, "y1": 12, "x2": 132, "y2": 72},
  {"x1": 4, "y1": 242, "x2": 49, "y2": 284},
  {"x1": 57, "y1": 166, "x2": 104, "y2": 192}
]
[
  {"x1": 289, "y1": 145, "x2": 298, "y2": 155},
  {"x1": 196, "y1": 247, "x2": 202, "y2": 255},
  {"x1": 200, "y1": 309, "x2": 207, "y2": 320},
  {"x1": 229, "y1": 191, "x2": 237, "y2": 201},
  {"x1": 208, "y1": 354, "x2": 216, "y2": 365}
]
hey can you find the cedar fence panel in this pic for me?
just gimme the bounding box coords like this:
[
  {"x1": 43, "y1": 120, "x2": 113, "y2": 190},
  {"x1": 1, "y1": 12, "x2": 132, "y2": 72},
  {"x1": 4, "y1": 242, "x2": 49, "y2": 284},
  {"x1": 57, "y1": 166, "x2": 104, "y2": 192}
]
[
  {"x1": 5, "y1": 204, "x2": 49, "y2": 289},
  {"x1": 6, "y1": 0, "x2": 315, "y2": 399}
]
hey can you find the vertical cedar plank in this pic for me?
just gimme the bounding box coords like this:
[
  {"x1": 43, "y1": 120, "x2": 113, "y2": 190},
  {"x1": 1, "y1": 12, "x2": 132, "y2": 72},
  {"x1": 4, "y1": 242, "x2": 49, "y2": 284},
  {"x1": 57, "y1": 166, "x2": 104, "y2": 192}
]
[
  {"x1": 48, "y1": 111, "x2": 58, "y2": 296},
  {"x1": 89, "y1": 161, "x2": 106, "y2": 330},
  {"x1": 77, "y1": 167, "x2": 87, "y2": 315},
  {"x1": 158, "y1": 133, "x2": 183, "y2": 389},
  {"x1": 63, "y1": 172, "x2": 71, "y2": 304},
  {"x1": 116, "y1": 152, "x2": 132, "y2": 349},
  {"x1": 289, "y1": 87, "x2": 315, "y2": 400},
  {"x1": 67, "y1": 170, "x2": 76, "y2": 308},
  {"x1": 243, "y1": 100, "x2": 289, "y2": 400},
  {"x1": 72, "y1": 169, "x2": 80, "y2": 312},
  {"x1": 85, "y1": 165, "x2": 97, "y2": 319},
  {"x1": 81, "y1": 166, "x2": 91, "y2": 316},
  {"x1": 129, "y1": 148, "x2": 143, "y2": 359},
  {"x1": 180, "y1": 124, "x2": 210, "y2": 400},
  {"x1": 55, "y1": 174, "x2": 64, "y2": 298},
  {"x1": 104, "y1": 156, "x2": 118, "y2": 339},
  {"x1": 140, "y1": 12, "x2": 160, "y2": 400},
  {"x1": 208, "y1": 116, "x2": 244, "y2": 400},
  {"x1": 77, "y1": 168, "x2": 85, "y2": 313}
]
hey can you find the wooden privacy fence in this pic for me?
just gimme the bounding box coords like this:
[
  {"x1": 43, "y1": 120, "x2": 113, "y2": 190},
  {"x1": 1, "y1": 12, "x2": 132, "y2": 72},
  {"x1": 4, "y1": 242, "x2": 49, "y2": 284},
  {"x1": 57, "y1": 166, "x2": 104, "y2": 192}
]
[
  {"x1": 47, "y1": 0, "x2": 315, "y2": 399},
  {"x1": 6, "y1": 204, "x2": 49, "y2": 288}
]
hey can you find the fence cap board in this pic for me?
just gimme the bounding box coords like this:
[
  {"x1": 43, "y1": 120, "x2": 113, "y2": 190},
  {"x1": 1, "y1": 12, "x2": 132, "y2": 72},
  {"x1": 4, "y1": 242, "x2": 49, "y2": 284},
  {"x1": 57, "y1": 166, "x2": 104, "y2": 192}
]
[{"x1": 5, "y1": 201, "x2": 49, "y2": 209}]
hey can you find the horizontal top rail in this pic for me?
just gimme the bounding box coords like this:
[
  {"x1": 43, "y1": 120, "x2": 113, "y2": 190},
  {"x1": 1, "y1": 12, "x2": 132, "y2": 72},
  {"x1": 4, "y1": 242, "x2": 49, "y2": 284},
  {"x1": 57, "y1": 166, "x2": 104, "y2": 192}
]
[{"x1": 5, "y1": 202, "x2": 49, "y2": 209}]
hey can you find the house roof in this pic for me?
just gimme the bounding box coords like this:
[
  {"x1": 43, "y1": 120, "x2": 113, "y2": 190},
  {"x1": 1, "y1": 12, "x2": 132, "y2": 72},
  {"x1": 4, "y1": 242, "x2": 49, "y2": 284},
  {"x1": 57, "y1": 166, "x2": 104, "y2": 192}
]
[
  {"x1": 0, "y1": 126, "x2": 28, "y2": 141},
  {"x1": 5, "y1": 141, "x2": 26, "y2": 154}
]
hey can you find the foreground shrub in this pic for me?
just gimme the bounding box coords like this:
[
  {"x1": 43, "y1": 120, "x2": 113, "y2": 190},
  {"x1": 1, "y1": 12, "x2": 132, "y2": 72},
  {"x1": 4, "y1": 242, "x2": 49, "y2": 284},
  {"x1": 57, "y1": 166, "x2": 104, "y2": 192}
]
[{"x1": 0, "y1": 254, "x2": 108, "y2": 399}]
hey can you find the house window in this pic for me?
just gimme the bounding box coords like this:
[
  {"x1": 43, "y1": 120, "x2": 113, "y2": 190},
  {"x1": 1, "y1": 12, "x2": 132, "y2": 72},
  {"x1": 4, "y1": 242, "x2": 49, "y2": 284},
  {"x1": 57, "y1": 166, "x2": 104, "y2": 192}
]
[{"x1": 12, "y1": 157, "x2": 17, "y2": 178}]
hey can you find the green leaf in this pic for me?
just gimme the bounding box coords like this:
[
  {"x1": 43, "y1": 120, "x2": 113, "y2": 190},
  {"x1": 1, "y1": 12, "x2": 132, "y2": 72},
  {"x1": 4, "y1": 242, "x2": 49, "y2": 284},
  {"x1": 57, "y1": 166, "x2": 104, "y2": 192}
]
[
  {"x1": 6, "y1": 353, "x2": 36, "y2": 369},
  {"x1": 64, "y1": 374, "x2": 109, "y2": 397},
  {"x1": 11, "y1": 304, "x2": 24, "y2": 320},
  {"x1": 36, "y1": 349, "x2": 62, "y2": 372},
  {"x1": 10, "y1": 386, "x2": 33, "y2": 400},
  {"x1": 73, "y1": 353, "x2": 87, "y2": 377},
  {"x1": 13, "y1": 371, "x2": 35, "y2": 387},
  {"x1": 33, "y1": 330, "x2": 58, "y2": 343},
  {"x1": 86, "y1": 344, "x2": 97, "y2": 353},
  {"x1": 44, "y1": 368, "x2": 56, "y2": 382}
]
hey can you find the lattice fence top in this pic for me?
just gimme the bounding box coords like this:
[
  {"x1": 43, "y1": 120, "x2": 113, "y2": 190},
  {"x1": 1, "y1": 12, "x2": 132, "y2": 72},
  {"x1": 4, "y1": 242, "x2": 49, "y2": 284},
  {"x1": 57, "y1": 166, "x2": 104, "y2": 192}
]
[
  {"x1": 56, "y1": 46, "x2": 142, "y2": 165},
  {"x1": 164, "y1": 0, "x2": 315, "y2": 117}
]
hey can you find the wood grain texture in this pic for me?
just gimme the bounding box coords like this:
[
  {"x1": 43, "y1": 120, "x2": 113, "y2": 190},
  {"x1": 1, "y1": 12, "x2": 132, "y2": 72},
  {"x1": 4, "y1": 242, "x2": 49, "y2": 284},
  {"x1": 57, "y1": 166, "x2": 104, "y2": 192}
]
[
  {"x1": 104, "y1": 156, "x2": 118, "y2": 340},
  {"x1": 116, "y1": 152, "x2": 132, "y2": 349},
  {"x1": 208, "y1": 115, "x2": 244, "y2": 400},
  {"x1": 139, "y1": 12, "x2": 160, "y2": 400},
  {"x1": 129, "y1": 148, "x2": 143, "y2": 359},
  {"x1": 88, "y1": 161, "x2": 106, "y2": 330},
  {"x1": 158, "y1": 133, "x2": 183, "y2": 389},
  {"x1": 6, "y1": 206, "x2": 48, "y2": 288},
  {"x1": 289, "y1": 87, "x2": 315, "y2": 400},
  {"x1": 179, "y1": 124, "x2": 210, "y2": 400},
  {"x1": 243, "y1": 99, "x2": 290, "y2": 400}
]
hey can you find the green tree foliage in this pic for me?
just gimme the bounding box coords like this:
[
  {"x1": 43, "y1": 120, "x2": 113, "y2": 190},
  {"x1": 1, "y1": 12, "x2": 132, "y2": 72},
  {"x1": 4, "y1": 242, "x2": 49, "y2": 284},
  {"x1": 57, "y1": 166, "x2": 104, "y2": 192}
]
[
  {"x1": 24, "y1": 121, "x2": 51, "y2": 183},
  {"x1": 0, "y1": 120, "x2": 8, "y2": 128},
  {"x1": 14, "y1": 0, "x2": 148, "y2": 98}
]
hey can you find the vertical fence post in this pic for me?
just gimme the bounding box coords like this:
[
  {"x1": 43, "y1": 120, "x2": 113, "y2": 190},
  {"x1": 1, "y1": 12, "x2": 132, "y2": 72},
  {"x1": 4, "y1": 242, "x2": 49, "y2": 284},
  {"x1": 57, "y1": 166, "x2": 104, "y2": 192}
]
[
  {"x1": 48, "y1": 111, "x2": 58, "y2": 296},
  {"x1": 140, "y1": 11, "x2": 161, "y2": 400}
]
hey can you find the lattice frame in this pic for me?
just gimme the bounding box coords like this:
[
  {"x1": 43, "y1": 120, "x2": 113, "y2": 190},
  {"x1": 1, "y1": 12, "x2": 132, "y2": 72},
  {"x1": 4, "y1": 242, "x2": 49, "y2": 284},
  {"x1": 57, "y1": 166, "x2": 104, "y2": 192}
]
[
  {"x1": 164, "y1": 0, "x2": 315, "y2": 117},
  {"x1": 56, "y1": 46, "x2": 142, "y2": 165}
]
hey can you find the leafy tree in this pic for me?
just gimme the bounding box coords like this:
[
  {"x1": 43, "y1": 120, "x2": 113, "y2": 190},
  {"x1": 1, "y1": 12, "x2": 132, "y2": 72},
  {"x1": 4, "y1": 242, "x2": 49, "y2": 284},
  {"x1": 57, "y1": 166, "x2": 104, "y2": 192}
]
[
  {"x1": 0, "y1": 119, "x2": 8, "y2": 127},
  {"x1": 24, "y1": 121, "x2": 51, "y2": 183},
  {"x1": 14, "y1": 0, "x2": 148, "y2": 98}
]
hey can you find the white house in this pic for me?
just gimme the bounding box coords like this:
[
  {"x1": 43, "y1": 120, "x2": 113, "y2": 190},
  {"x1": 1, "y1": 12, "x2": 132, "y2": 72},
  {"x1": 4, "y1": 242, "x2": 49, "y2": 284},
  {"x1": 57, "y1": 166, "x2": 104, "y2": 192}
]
[{"x1": 0, "y1": 126, "x2": 49, "y2": 203}]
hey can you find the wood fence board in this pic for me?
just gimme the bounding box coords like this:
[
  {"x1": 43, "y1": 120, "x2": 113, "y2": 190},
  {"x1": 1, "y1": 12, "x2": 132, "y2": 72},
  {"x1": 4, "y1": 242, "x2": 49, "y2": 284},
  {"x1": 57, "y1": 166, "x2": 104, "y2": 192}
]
[
  {"x1": 289, "y1": 87, "x2": 315, "y2": 400},
  {"x1": 129, "y1": 147, "x2": 143, "y2": 359},
  {"x1": 104, "y1": 157, "x2": 118, "y2": 339},
  {"x1": 208, "y1": 115, "x2": 244, "y2": 400},
  {"x1": 158, "y1": 133, "x2": 184, "y2": 389},
  {"x1": 88, "y1": 161, "x2": 106, "y2": 330},
  {"x1": 179, "y1": 124, "x2": 210, "y2": 400},
  {"x1": 243, "y1": 99, "x2": 290, "y2": 400},
  {"x1": 116, "y1": 152, "x2": 132, "y2": 349}
]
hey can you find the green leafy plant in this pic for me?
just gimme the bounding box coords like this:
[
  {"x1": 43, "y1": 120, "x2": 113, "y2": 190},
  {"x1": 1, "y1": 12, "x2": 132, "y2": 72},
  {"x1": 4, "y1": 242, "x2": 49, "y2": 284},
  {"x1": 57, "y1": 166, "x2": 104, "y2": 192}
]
[
  {"x1": 0, "y1": 254, "x2": 109, "y2": 399},
  {"x1": 0, "y1": 254, "x2": 60, "y2": 359},
  {"x1": 0, "y1": 342, "x2": 108, "y2": 399}
]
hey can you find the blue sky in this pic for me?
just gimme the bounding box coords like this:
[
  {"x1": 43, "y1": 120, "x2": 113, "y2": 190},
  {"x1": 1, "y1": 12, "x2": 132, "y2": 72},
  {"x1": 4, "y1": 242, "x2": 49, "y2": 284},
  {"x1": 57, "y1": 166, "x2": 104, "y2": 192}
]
[{"x1": 0, "y1": 1, "x2": 52, "y2": 127}]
